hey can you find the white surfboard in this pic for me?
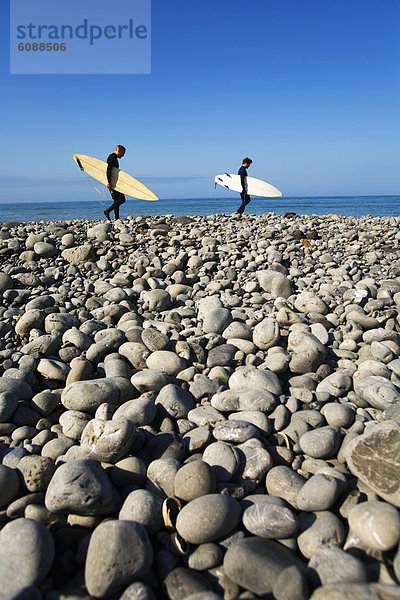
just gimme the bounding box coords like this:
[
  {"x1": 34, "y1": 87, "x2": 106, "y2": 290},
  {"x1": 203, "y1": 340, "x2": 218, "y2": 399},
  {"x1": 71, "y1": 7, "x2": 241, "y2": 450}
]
[
  {"x1": 74, "y1": 154, "x2": 158, "y2": 201},
  {"x1": 215, "y1": 173, "x2": 282, "y2": 197}
]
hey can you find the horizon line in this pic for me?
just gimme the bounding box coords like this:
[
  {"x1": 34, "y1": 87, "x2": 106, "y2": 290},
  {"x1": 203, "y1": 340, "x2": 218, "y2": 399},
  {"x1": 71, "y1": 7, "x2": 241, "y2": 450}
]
[{"x1": 0, "y1": 193, "x2": 399, "y2": 205}]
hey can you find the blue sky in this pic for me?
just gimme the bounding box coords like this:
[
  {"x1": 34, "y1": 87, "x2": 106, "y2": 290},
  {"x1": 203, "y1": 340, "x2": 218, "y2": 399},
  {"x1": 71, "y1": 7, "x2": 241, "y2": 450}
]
[{"x1": 1, "y1": 0, "x2": 399, "y2": 202}]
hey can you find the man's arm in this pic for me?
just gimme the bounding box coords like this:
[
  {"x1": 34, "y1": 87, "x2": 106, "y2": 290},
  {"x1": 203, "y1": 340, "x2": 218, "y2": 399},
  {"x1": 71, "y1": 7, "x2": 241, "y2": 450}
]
[
  {"x1": 239, "y1": 166, "x2": 247, "y2": 193},
  {"x1": 106, "y1": 154, "x2": 118, "y2": 188}
]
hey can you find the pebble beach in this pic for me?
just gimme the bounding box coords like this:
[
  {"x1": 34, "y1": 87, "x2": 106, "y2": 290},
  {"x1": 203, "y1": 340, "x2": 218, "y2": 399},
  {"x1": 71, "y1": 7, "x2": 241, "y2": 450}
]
[{"x1": 0, "y1": 210, "x2": 400, "y2": 600}]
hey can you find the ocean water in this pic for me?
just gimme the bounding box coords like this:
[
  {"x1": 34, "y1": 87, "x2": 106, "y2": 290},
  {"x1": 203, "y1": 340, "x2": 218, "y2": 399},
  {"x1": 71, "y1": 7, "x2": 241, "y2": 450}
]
[{"x1": 0, "y1": 195, "x2": 398, "y2": 223}]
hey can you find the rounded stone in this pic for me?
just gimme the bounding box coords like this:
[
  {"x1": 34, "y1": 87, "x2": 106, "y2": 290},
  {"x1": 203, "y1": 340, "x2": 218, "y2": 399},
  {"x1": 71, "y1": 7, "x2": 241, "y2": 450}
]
[
  {"x1": 61, "y1": 232, "x2": 74, "y2": 246},
  {"x1": 45, "y1": 312, "x2": 78, "y2": 334},
  {"x1": 243, "y1": 502, "x2": 299, "y2": 538},
  {"x1": 163, "y1": 567, "x2": 214, "y2": 600},
  {"x1": 45, "y1": 458, "x2": 118, "y2": 515},
  {"x1": 17, "y1": 455, "x2": 56, "y2": 492},
  {"x1": 174, "y1": 460, "x2": 216, "y2": 502},
  {"x1": 2, "y1": 446, "x2": 27, "y2": 469},
  {"x1": 143, "y1": 289, "x2": 172, "y2": 312},
  {"x1": 229, "y1": 366, "x2": 282, "y2": 395},
  {"x1": 211, "y1": 388, "x2": 277, "y2": 413},
  {"x1": 296, "y1": 473, "x2": 341, "y2": 511},
  {"x1": 253, "y1": 317, "x2": 280, "y2": 351},
  {"x1": 230, "y1": 410, "x2": 271, "y2": 435},
  {"x1": 146, "y1": 351, "x2": 187, "y2": 376},
  {"x1": 264, "y1": 350, "x2": 291, "y2": 374},
  {"x1": 85, "y1": 519, "x2": 153, "y2": 598},
  {"x1": 63, "y1": 327, "x2": 92, "y2": 350},
  {"x1": 155, "y1": 384, "x2": 195, "y2": 419},
  {"x1": 37, "y1": 358, "x2": 70, "y2": 381},
  {"x1": 273, "y1": 565, "x2": 309, "y2": 600},
  {"x1": 188, "y1": 542, "x2": 224, "y2": 571},
  {"x1": 120, "y1": 581, "x2": 157, "y2": 600},
  {"x1": 0, "y1": 463, "x2": 20, "y2": 507},
  {"x1": 0, "y1": 271, "x2": 13, "y2": 293},
  {"x1": 202, "y1": 441, "x2": 240, "y2": 482},
  {"x1": 81, "y1": 417, "x2": 137, "y2": 463},
  {"x1": 176, "y1": 494, "x2": 242, "y2": 544},
  {"x1": 61, "y1": 377, "x2": 136, "y2": 414},
  {"x1": 145, "y1": 431, "x2": 186, "y2": 463},
  {"x1": 0, "y1": 518, "x2": 55, "y2": 596},
  {"x1": 131, "y1": 369, "x2": 169, "y2": 393},
  {"x1": 15, "y1": 308, "x2": 46, "y2": 335},
  {"x1": 222, "y1": 321, "x2": 253, "y2": 341},
  {"x1": 41, "y1": 436, "x2": 75, "y2": 460},
  {"x1": 0, "y1": 391, "x2": 18, "y2": 422},
  {"x1": 257, "y1": 270, "x2": 293, "y2": 299},
  {"x1": 11, "y1": 424, "x2": 38, "y2": 444},
  {"x1": 104, "y1": 357, "x2": 132, "y2": 379},
  {"x1": 202, "y1": 308, "x2": 232, "y2": 334},
  {"x1": 59, "y1": 409, "x2": 91, "y2": 440},
  {"x1": 316, "y1": 372, "x2": 353, "y2": 398},
  {"x1": 294, "y1": 291, "x2": 328, "y2": 315},
  {"x1": 212, "y1": 419, "x2": 260, "y2": 443},
  {"x1": 188, "y1": 406, "x2": 225, "y2": 427},
  {"x1": 206, "y1": 343, "x2": 237, "y2": 368},
  {"x1": 299, "y1": 426, "x2": 343, "y2": 459},
  {"x1": 354, "y1": 375, "x2": 400, "y2": 410},
  {"x1": 119, "y1": 489, "x2": 163, "y2": 534},
  {"x1": 348, "y1": 500, "x2": 400, "y2": 551},
  {"x1": 321, "y1": 403, "x2": 355, "y2": 428},
  {"x1": 297, "y1": 511, "x2": 346, "y2": 559},
  {"x1": 0, "y1": 377, "x2": 33, "y2": 401},
  {"x1": 34, "y1": 241, "x2": 56, "y2": 257},
  {"x1": 183, "y1": 425, "x2": 212, "y2": 453},
  {"x1": 146, "y1": 457, "x2": 181, "y2": 498},
  {"x1": 288, "y1": 331, "x2": 327, "y2": 374},
  {"x1": 61, "y1": 244, "x2": 94, "y2": 264},
  {"x1": 109, "y1": 456, "x2": 147, "y2": 488},
  {"x1": 31, "y1": 390, "x2": 61, "y2": 416},
  {"x1": 119, "y1": 342, "x2": 150, "y2": 369},
  {"x1": 141, "y1": 327, "x2": 170, "y2": 352},
  {"x1": 236, "y1": 439, "x2": 273, "y2": 482},
  {"x1": 113, "y1": 393, "x2": 157, "y2": 426},
  {"x1": 266, "y1": 466, "x2": 306, "y2": 509},
  {"x1": 223, "y1": 537, "x2": 305, "y2": 596},
  {"x1": 308, "y1": 543, "x2": 367, "y2": 586}
]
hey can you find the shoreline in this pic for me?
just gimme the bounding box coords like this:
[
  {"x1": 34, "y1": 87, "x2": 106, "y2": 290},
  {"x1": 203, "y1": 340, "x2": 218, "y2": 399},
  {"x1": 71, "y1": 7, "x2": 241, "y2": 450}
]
[
  {"x1": 1, "y1": 209, "x2": 400, "y2": 227},
  {"x1": 0, "y1": 212, "x2": 400, "y2": 598},
  {"x1": 1, "y1": 194, "x2": 399, "y2": 223}
]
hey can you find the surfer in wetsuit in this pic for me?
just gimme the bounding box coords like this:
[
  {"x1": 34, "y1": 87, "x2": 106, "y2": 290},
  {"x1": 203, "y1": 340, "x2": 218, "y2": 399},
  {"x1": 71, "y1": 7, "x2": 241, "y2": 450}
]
[
  {"x1": 235, "y1": 157, "x2": 253, "y2": 215},
  {"x1": 104, "y1": 145, "x2": 126, "y2": 220}
]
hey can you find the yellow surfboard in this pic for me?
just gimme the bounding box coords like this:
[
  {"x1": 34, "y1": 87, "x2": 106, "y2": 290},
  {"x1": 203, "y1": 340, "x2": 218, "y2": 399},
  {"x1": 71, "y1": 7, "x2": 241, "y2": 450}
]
[{"x1": 74, "y1": 154, "x2": 158, "y2": 201}]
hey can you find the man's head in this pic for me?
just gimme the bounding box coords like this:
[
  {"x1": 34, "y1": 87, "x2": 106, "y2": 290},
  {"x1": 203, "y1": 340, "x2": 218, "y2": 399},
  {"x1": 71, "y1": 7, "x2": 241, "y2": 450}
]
[
  {"x1": 242, "y1": 157, "x2": 252, "y2": 168},
  {"x1": 115, "y1": 145, "x2": 126, "y2": 158}
]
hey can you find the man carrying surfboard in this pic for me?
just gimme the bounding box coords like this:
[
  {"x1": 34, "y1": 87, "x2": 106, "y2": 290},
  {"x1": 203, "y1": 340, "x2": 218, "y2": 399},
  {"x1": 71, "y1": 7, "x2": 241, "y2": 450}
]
[
  {"x1": 104, "y1": 145, "x2": 126, "y2": 220},
  {"x1": 235, "y1": 157, "x2": 253, "y2": 215}
]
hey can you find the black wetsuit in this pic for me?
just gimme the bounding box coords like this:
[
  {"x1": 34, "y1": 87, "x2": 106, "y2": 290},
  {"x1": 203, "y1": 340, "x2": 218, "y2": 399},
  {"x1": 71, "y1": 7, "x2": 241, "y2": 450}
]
[
  {"x1": 236, "y1": 165, "x2": 250, "y2": 214},
  {"x1": 104, "y1": 152, "x2": 126, "y2": 219}
]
